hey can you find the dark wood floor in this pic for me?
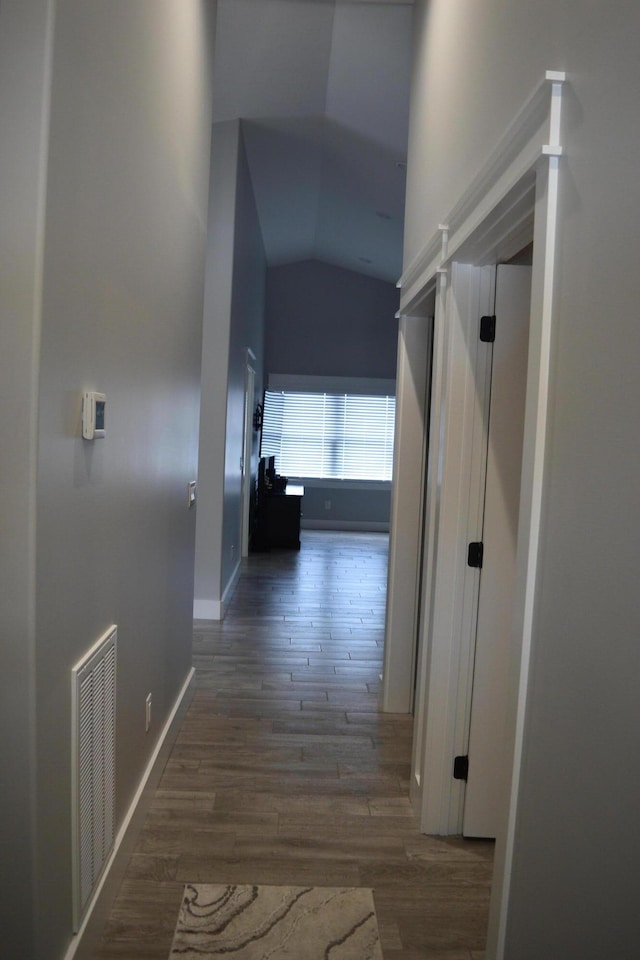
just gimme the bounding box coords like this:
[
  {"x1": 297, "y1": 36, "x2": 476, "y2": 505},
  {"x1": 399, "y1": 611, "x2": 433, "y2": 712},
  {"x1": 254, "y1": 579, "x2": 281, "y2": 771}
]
[{"x1": 93, "y1": 531, "x2": 493, "y2": 959}]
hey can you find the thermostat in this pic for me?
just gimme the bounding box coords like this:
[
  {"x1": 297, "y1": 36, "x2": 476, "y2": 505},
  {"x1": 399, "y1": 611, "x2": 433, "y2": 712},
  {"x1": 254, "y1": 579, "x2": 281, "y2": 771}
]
[{"x1": 82, "y1": 392, "x2": 106, "y2": 440}]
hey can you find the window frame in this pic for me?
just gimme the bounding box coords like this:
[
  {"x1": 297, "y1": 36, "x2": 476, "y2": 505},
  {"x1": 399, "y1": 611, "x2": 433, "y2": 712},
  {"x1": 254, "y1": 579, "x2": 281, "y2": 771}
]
[{"x1": 260, "y1": 384, "x2": 396, "y2": 484}]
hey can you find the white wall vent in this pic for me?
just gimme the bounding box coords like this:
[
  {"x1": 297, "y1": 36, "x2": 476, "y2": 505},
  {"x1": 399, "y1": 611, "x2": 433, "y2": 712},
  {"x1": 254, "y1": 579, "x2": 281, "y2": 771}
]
[{"x1": 71, "y1": 625, "x2": 117, "y2": 931}]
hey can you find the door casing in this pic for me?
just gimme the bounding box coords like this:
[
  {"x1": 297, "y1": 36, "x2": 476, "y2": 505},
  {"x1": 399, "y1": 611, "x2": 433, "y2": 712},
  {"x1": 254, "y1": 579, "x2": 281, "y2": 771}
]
[
  {"x1": 394, "y1": 72, "x2": 565, "y2": 960},
  {"x1": 462, "y1": 264, "x2": 532, "y2": 840}
]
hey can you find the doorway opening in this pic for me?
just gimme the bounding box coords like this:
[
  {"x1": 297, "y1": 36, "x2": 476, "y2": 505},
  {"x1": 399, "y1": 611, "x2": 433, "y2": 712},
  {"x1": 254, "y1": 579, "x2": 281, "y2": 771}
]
[
  {"x1": 383, "y1": 291, "x2": 435, "y2": 716},
  {"x1": 395, "y1": 70, "x2": 564, "y2": 960},
  {"x1": 462, "y1": 262, "x2": 532, "y2": 839}
]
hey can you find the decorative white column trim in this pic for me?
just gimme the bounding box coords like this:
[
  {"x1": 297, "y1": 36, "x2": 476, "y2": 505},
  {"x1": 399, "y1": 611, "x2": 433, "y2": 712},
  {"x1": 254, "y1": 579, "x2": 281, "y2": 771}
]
[
  {"x1": 397, "y1": 67, "x2": 566, "y2": 925},
  {"x1": 398, "y1": 71, "x2": 566, "y2": 312},
  {"x1": 489, "y1": 146, "x2": 564, "y2": 960}
]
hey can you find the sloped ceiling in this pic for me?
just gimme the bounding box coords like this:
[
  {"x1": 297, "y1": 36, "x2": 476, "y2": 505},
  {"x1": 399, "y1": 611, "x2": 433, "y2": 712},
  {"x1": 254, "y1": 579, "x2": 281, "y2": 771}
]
[{"x1": 211, "y1": 0, "x2": 414, "y2": 282}]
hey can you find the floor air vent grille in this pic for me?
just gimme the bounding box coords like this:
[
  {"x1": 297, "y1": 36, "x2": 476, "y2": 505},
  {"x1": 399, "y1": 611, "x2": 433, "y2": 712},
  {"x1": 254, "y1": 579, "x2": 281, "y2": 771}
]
[{"x1": 71, "y1": 625, "x2": 117, "y2": 930}]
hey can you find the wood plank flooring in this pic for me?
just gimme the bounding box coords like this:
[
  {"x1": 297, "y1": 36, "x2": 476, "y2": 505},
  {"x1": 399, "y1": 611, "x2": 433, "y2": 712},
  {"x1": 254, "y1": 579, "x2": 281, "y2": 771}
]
[{"x1": 93, "y1": 531, "x2": 493, "y2": 960}]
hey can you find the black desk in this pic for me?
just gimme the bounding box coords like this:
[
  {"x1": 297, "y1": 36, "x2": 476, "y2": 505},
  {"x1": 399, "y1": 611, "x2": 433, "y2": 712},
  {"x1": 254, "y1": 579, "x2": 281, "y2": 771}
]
[{"x1": 262, "y1": 484, "x2": 304, "y2": 549}]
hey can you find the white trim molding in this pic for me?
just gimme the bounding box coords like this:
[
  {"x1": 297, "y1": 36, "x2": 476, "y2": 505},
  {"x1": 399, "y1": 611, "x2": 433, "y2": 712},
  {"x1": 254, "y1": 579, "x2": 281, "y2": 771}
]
[
  {"x1": 411, "y1": 263, "x2": 495, "y2": 833},
  {"x1": 382, "y1": 313, "x2": 432, "y2": 714},
  {"x1": 398, "y1": 71, "x2": 565, "y2": 313},
  {"x1": 193, "y1": 598, "x2": 221, "y2": 620},
  {"x1": 393, "y1": 70, "x2": 566, "y2": 960},
  {"x1": 193, "y1": 558, "x2": 241, "y2": 622},
  {"x1": 488, "y1": 101, "x2": 565, "y2": 960}
]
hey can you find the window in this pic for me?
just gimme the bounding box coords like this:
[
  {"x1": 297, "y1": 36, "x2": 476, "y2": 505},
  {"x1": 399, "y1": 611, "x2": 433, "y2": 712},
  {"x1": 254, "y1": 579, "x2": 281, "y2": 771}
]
[{"x1": 261, "y1": 389, "x2": 396, "y2": 482}]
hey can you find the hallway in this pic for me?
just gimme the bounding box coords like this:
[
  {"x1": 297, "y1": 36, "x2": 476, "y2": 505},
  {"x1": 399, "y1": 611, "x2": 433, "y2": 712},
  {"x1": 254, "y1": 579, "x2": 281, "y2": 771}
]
[{"x1": 93, "y1": 532, "x2": 493, "y2": 959}]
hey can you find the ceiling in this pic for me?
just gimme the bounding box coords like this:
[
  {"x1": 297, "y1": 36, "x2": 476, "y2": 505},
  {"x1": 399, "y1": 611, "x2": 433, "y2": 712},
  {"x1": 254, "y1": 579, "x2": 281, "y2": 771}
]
[{"x1": 211, "y1": 0, "x2": 415, "y2": 283}]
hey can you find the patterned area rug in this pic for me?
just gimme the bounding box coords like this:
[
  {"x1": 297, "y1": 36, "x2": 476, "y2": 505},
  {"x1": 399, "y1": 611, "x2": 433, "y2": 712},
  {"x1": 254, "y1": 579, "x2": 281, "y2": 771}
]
[{"x1": 168, "y1": 884, "x2": 383, "y2": 959}]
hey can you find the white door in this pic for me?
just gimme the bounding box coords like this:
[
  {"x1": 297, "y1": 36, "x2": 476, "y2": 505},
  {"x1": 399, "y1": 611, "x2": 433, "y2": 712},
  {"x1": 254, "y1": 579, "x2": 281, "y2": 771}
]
[
  {"x1": 241, "y1": 361, "x2": 256, "y2": 558},
  {"x1": 463, "y1": 264, "x2": 532, "y2": 838}
]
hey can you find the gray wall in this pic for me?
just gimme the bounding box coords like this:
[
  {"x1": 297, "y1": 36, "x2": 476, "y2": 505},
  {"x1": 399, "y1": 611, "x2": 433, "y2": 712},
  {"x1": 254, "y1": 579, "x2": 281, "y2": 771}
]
[
  {"x1": 265, "y1": 259, "x2": 398, "y2": 528},
  {"x1": 0, "y1": 2, "x2": 53, "y2": 955},
  {"x1": 265, "y1": 259, "x2": 398, "y2": 379},
  {"x1": 300, "y1": 484, "x2": 390, "y2": 531},
  {"x1": 194, "y1": 119, "x2": 265, "y2": 613},
  {"x1": 0, "y1": 2, "x2": 216, "y2": 957},
  {"x1": 407, "y1": 2, "x2": 640, "y2": 957}
]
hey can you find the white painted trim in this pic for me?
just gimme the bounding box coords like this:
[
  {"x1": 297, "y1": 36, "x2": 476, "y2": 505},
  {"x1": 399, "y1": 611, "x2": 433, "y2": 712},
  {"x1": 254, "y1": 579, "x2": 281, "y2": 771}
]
[
  {"x1": 398, "y1": 72, "x2": 566, "y2": 313},
  {"x1": 63, "y1": 667, "x2": 195, "y2": 960},
  {"x1": 193, "y1": 558, "x2": 242, "y2": 621},
  {"x1": 410, "y1": 264, "x2": 449, "y2": 810},
  {"x1": 193, "y1": 598, "x2": 221, "y2": 620},
  {"x1": 487, "y1": 153, "x2": 562, "y2": 960},
  {"x1": 382, "y1": 314, "x2": 432, "y2": 714},
  {"x1": 397, "y1": 69, "x2": 565, "y2": 960},
  {"x1": 221, "y1": 558, "x2": 241, "y2": 614}
]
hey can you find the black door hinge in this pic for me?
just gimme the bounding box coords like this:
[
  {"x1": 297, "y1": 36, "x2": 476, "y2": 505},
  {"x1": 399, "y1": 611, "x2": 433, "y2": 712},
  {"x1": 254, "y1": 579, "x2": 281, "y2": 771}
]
[
  {"x1": 453, "y1": 755, "x2": 469, "y2": 781},
  {"x1": 467, "y1": 541, "x2": 484, "y2": 568},
  {"x1": 480, "y1": 315, "x2": 496, "y2": 342}
]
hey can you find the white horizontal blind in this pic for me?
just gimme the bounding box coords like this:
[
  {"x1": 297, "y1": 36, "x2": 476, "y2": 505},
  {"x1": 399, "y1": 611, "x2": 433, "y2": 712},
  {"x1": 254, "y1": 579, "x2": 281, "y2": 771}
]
[{"x1": 261, "y1": 390, "x2": 396, "y2": 481}]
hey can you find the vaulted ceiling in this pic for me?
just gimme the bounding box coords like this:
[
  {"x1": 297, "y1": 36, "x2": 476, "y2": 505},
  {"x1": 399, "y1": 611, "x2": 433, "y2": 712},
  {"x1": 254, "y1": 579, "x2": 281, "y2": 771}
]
[{"x1": 211, "y1": 0, "x2": 414, "y2": 283}]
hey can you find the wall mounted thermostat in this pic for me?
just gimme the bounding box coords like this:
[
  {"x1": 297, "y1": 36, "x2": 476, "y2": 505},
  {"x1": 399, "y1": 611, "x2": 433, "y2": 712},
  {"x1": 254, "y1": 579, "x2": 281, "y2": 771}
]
[{"x1": 82, "y1": 391, "x2": 106, "y2": 440}]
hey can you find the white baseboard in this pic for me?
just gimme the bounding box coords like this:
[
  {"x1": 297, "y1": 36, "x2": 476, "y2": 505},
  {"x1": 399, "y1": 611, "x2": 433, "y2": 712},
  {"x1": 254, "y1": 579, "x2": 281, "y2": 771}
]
[
  {"x1": 301, "y1": 519, "x2": 390, "y2": 532},
  {"x1": 63, "y1": 667, "x2": 195, "y2": 960},
  {"x1": 193, "y1": 597, "x2": 221, "y2": 619},
  {"x1": 221, "y1": 559, "x2": 241, "y2": 615},
  {"x1": 193, "y1": 560, "x2": 241, "y2": 622}
]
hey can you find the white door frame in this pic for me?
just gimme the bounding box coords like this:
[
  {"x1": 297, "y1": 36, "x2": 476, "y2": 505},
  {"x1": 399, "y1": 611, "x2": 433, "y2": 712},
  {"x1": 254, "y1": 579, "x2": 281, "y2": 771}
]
[
  {"x1": 409, "y1": 260, "x2": 495, "y2": 832},
  {"x1": 241, "y1": 349, "x2": 256, "y2": 559},
  {"x1": 394, "y1": 72, "x2": 565, "y2": 960},
  {"x1": 382, "y1": 310, "x2": 434, "y2": 714}
]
